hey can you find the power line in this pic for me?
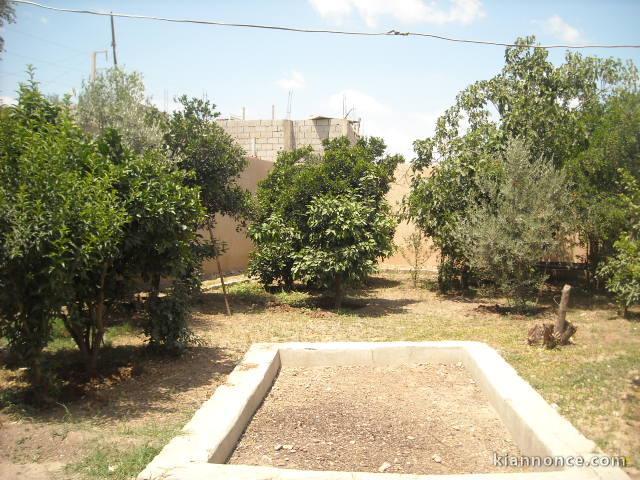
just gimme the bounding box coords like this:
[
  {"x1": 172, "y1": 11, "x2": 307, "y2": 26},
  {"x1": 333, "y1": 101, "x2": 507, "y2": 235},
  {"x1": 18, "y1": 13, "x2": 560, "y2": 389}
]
[
  {"x1": 5, "y1": 50, "x2": 87, "y2": 75},
  {"x1": 11, "y1": 0, "x2": 640, "y2": 50},
  {"x1": 8, "y1": 27, "x2": 92, "y2": 55}
]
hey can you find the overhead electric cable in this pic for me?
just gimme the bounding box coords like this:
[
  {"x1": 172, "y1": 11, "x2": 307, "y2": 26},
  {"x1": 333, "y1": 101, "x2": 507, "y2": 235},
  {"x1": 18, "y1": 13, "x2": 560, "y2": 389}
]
[{"x1": 10, "y1": 0, "x2": 640, "y2": 50}]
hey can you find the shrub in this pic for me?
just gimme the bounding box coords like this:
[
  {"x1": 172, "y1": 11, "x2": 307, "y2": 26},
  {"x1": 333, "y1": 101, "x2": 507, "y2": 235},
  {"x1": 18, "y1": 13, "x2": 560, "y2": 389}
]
[
  {"x1": 292, "y1": 194, "x2": 395, "y2": 307},
  {"x1": 0, "y1": 72, "x2": 205, "y2": 383},
  {"x1": 598, "y1": 235, "x2": 640, "y2": 317},
  {"x1": 400, "y1": 231, "x2": 431, "y2": 288},
  {"x1": 457, "y1": 139, "x2": 573, "y2": 307},
  {"x1": 249, "y1": 137, "x2": 400, "y2": 306},
  {"x1": 597, "y1": 171, "x2": 640, "y2": 317},
  {"x1": 0, "y1": 72, "x2": 127, "y2": 386}
]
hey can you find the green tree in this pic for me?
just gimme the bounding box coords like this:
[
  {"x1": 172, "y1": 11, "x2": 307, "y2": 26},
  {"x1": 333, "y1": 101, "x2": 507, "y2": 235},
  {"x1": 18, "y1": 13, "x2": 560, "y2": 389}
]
[
  {"x1": 407, "y1": 36, "x2": 638, "y2": 289},
  {"x1": 457, "y1": 139, "x2": 573, "y2": 307},
  {"x1": 566, "y1": 92, "x2": 640, "y2": 275},
  {"x1": 0, "y1": 72, "x2": 205, "y2": 383},
  {"x1": 292, "y1": 194, "x2": 396, "y2": 307},
  {"x1": 0, "y1": 0, "x2": 15, "y2": 54},
  {"x1": 163, "y1": 96, "x2": 250, "y2": 314},
  {"x1": 0, "y1": 72, "x2": 127, "y2": 386},
  {"x1": 164, "y1": 96, "x2": 249, "y2": 232},
  {"x1": 76, "y1": 68, "x2": 164, "y2": 153},
  {"x1": 597, "y1": 171, "x2": 640, "y2": 317},
  {"x1": 249, "y1": 137, "x2": 400, "y2": 307}
]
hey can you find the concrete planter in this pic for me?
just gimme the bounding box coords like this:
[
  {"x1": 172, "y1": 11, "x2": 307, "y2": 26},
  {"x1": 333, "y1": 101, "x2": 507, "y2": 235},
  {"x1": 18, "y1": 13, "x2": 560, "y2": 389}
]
[{"x1": 138, "y1": 341, "x2": 628, "y2": 480}]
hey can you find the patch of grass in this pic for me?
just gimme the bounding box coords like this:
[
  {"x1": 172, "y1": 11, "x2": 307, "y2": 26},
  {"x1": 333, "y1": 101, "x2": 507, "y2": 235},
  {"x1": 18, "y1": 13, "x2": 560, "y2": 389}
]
[
  {"x1": 70, "y1": 417, "x2": 187, "y2": 480},
  {"x1": 68, "y1": 443, "x2": 160, "y2": 480}
]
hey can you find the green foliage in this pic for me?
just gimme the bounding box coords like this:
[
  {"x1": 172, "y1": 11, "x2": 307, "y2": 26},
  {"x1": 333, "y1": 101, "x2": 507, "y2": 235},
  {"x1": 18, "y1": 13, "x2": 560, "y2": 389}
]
[
  {"x1": 400, "y1": 231, "x2": 431, "y2": 288},
  {"x1": 0, "y1": 71, "x2": 127, "y2": 384},
  {"x1": 599, "y1": 236, "x2": 640, "y2": 317},
  {"x1": 76, "y1": 68, "x2": 164, "y2": 153},
  {"x1": 249, "y1": 137, "x2": 400, "y2": 306},
  {"x1": 597, "y1": 172, "x2": 640, "y2": 316},
  {"x1": 408, "y1": 36, "x2": 638, "y2": 290},
  {"x1": 247, "y1": 214, "x2": 298, "y2": 287},
  {"x1": 565, "y1": 92, "x2": 640, "y2": 271},
  {"x1": 0, "y1": 71, "x2": 204, "y2": 383},
  {"x1": 0, "y1": 0, "x2": 15, "y2": 54},
  {"x1": 457, "y1": 139, "x2": 573, "y2": 306},
  {"x1": 145, "y1": 276, "x2": 199, "y2": 354},
  {"x1": 292, "y1": 194, "x2": 395, "y2": 306},
  {"x1": 164, "y1": 95, "x2": 250, "y2": 262}
]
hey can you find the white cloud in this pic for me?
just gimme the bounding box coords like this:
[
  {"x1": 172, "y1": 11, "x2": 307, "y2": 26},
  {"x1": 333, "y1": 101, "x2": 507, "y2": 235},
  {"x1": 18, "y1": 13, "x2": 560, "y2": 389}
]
[
  {"x1": 0, "y1": 96, "x2": 17, "y2": 106},
  {"x1": 40, "y1": 16, "x2": 49, "y2": 24},
  {"x1": 328, "y1": 89, "x2": 439, "y2": 160},
  {"x1": 276, "y1": 70, "x2": 305, "y2": 90},
  {"x1": 309, "y1": 0, "x2": 485, "y2": 27},
  {"x1": 543, "y1": 15, "x2": 583, "y2": 43}
]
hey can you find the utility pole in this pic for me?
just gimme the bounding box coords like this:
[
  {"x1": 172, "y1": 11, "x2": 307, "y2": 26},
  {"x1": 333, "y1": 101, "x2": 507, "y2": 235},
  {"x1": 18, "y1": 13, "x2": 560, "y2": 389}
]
[
  {"x1": 91, "y1": 50, "x2": 108, "y2": 81},
  {"x1": 110, "y1": 13, "x2": 118, "y2": 67}
]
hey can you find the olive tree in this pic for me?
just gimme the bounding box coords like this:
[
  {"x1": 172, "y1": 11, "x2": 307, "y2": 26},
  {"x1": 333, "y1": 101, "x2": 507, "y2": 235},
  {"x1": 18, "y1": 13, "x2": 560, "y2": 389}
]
[
  {"x1": 457, "y1": 139, "x2": 573, "y2": 307},
  {"x1": 76, "y1": 68, "x2": 164, "y2": 153}
]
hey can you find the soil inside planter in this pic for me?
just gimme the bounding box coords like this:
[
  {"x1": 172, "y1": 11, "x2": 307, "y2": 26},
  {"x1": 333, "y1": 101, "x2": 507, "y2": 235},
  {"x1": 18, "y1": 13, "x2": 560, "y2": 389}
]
[{"x1": 228, "y1": 363, "x2": 532, "y2": 474}]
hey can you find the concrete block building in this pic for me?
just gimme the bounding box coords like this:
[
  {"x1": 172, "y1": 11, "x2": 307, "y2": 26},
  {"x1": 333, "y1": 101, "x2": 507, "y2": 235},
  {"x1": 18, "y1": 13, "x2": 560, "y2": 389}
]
[{"x1": 215, "y1": 117, "x2": 360, "y2": 162}]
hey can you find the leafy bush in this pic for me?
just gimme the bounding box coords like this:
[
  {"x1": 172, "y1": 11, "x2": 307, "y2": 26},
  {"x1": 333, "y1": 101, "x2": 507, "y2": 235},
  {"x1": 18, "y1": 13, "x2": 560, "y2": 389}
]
[
  {"x1": 0, "y1": 72, "x2": 204, "y2": 383},
  {"x1": 249, "y1": 137, "x2": 400, "y2": 306},
  {"x1": 457, "y1": 139, "x2": 573, "y2": 306},
  {"x1": 597, "y1": 171, "x2": 640, "y2": 317},
  {"x1": 598, "y1": 235, "x2": 640, "y2": 317},
  {"x1": 292, "y1": 194, "x2": 395, "y2": 307},
  {"x1": 0, "y1": 72, "x2": 127, "y2": 385}
]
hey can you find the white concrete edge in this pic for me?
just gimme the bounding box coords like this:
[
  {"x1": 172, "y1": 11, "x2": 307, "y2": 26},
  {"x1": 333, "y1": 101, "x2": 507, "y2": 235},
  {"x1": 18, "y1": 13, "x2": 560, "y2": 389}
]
[
  {"x1": 138, "y1": 343, "x2": 281, "y2": 480},
  {"x1": 138, "y1": 341, "x2": 629, "y2": 480},
  {"x1": 139, "y1": 463, "x2": 602, "y2": 480}
]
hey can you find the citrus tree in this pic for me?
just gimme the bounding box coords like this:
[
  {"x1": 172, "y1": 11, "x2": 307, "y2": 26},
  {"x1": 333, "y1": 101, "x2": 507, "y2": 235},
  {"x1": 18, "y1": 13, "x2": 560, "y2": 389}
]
[{"x1": 249, "y1": 137, "x2": 400, "y2": 307}]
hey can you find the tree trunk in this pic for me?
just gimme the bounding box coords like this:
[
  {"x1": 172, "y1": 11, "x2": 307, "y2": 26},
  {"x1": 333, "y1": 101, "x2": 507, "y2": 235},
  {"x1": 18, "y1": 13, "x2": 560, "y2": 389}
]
[
  {"x1": 150, "y1": 273, "x2": 161, "y2": 300},
  {"x1": 86, "y1": 264, "x2": 108, "y2": 377},
  {"x1": 555, "y1": 284, "x2": 571, "y2": 336},
  {"x1": 334, "y1": 275, "x2": 344, "y2": 309},
  {"x1": 207, "y1": 224, "x2": 231, "y2": 316}
]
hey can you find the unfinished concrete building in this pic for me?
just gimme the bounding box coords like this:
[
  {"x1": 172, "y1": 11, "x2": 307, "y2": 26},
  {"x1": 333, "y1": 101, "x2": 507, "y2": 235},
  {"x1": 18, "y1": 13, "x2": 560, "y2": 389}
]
[{"x1": 216, "y1": 117, "x2": 360, "y2": 162}]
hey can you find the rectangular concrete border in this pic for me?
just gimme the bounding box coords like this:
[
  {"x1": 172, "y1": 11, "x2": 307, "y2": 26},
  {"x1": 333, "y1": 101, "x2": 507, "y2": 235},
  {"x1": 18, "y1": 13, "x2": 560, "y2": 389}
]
[{"x1": 138, "y1": 341, "x2": 629, "y2": 480}]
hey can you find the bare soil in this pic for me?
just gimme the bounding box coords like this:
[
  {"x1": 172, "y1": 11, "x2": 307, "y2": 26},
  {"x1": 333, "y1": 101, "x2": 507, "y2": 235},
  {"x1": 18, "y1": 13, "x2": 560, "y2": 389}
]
[{"x1": 229, "y1": 363, "x2": 527, "y2": 474}]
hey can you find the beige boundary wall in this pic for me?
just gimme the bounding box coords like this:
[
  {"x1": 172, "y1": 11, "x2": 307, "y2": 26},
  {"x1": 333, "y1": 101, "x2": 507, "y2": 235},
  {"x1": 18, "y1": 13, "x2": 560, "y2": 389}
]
[
  {"x1": 206, "y1": 118, "x2": 583, "y2": 278},
  {"x1": 203, "y1": 159, "x2": 428, "y2": 278},
  {"x1": 138, "y1": 341, "x2": 629, "y2": 480}
]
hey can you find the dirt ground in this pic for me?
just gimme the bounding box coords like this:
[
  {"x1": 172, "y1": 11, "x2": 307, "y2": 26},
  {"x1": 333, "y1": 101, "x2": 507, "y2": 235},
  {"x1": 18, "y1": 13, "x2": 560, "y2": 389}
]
[
  {"x1": 1, "y1": 271, "x2": 638, "y2": 479},
  {"x1": 229, "y1": 364, "x2": 524, "y2": 474}
]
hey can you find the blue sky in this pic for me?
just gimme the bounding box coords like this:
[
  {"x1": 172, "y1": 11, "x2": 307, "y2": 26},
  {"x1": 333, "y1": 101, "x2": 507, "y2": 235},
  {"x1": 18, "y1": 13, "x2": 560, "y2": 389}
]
[{"x1": 2, "y1": 0, "x2": 639, "y2": 159}]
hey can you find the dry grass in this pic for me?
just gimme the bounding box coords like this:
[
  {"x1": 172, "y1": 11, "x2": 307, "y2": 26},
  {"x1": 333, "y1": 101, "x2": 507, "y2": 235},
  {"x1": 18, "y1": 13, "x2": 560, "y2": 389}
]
[{"x1": 0, "y1": 271, "x2": 638, "y2": 479}]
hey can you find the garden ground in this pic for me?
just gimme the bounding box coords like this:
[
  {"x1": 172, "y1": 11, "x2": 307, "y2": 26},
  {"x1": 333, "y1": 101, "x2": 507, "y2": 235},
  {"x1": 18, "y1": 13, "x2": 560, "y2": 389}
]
[{"x1": 0, "y1": 271, "x2": 639, "y2": 480}]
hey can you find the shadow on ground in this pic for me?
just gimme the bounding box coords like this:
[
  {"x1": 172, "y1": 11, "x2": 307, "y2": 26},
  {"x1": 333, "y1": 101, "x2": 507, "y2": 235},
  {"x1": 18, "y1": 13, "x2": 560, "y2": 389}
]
[
  {"x1": 195, "y1": 275, "x2": 418, "y2": 318},
  {"x1": 0, "y1": 343, "x2": 236, "y2": 423}
]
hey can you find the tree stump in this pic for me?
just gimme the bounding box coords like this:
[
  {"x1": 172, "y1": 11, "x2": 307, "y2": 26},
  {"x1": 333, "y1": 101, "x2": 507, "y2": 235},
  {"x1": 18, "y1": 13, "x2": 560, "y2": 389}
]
[{"x1": 527, "y1": 284, "x2": 577, "y2": 349}]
